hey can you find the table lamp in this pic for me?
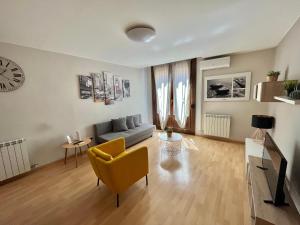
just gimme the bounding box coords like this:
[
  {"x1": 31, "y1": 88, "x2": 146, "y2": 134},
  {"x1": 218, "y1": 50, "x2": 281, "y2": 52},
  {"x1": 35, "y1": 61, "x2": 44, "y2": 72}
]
[{"x1": 251, "y1": 115, "x2": 274, "y2": 140}]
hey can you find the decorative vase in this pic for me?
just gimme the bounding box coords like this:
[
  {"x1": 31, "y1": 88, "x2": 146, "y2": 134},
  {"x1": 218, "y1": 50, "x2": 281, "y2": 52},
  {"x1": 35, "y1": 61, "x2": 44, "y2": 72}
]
[
  {"x1": 166, "y1": 129, "x2": 173, "y2": 138},
  {"x1": 289, "y1": 89, "x2": 300, "y2": 99},
  {"x1": 266, "y1": 76, "x2": 278, "y2": 82},
  {"x1": 287, "y1": 89, "x2": 294, "y2": 97}
]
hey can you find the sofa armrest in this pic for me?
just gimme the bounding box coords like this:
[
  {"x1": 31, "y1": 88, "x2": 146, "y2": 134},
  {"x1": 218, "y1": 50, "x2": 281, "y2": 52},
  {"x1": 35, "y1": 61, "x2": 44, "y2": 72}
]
[
  {"x1": 95, "y1": 137, "x2": 125, "y2": 157},
  {"x1": 108, "y1": 146, "x2": 149, "y2": 193}
]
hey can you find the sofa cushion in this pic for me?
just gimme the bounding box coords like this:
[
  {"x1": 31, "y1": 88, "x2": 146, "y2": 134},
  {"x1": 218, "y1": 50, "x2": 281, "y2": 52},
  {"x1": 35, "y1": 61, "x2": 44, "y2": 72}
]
[
  {"x1": 92, "y1": 147, "x2": 113, "y2": 161},
  {"x1": 98, "y1": 124, "x2": 154, "y2": 145},
  {"x1": 126, "y1": 116, "x2": 135, "y2": 129},
  {"x1": 112, "y1": 117, "x2": 128, "y2": 132},
  {"x1": 133, "y1": 114, "x2": 142, "y2": 127},
  {"x1": 95, "y1": 121, "x2": 113, "y2": 136},
  {"x1": 125, "y1": 124, "x2": 154, "y2": 143}
]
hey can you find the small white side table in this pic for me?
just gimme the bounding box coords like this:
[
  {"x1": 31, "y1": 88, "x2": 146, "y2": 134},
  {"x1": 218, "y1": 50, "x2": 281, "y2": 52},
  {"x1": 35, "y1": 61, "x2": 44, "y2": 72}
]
[{"x1": 159, "y1": 133, "x2": 182, "y2": 156}]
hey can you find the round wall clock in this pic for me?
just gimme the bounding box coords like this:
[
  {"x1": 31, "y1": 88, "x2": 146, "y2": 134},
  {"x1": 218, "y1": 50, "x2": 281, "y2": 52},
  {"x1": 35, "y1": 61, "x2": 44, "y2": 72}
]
[{"x1": 0, "y1": 57, "x2": 25, "y2": 92}]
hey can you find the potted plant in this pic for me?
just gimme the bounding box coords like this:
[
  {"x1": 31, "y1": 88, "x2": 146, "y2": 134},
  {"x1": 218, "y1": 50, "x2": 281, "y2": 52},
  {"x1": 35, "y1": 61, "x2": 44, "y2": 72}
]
[
  {"x1": 290, "y1": 84, "x2": 300, "y2": 100},
  {"x1": 266, "y1": 71, "x2": 280, "y2": 82},
  {"x1": 284, "y1": 80, "x2": 298, "y2": 97},
  {"x1": 165, "y1": 127, "x2": 173, "y2": 138}
]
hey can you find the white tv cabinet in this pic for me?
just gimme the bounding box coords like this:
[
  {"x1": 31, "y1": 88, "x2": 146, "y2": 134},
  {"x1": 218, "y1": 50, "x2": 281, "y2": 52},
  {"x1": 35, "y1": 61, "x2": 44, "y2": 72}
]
[{"x1": 245, "y1": 138, "x2": 264, "y2": 174}]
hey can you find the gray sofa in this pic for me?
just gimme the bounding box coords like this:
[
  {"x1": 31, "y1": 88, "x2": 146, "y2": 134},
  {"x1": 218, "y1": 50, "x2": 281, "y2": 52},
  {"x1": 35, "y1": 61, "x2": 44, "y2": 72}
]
[{"x1": 94, "y1": 114, "x2": 155, "y2": 148}]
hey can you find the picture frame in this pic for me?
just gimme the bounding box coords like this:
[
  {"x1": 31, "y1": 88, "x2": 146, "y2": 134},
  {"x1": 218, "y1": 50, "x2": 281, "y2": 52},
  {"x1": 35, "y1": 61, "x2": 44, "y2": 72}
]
[
  {"x1": 113, "y1": 75, "x2": 123, "y2": 101},
  {"x1": 122, "y1": 80, "x2": 130, "y2": 98},
  {"x1": 91, "y1": 73, "x2": 105, "y2": 102},
  {"x1": 78, "y1": 75, "x2": 93, "y2": 99},
  {"x1": 204, "y1": 72, "x2": 251, "y2": 101},
  {"x1": 103, "y1": 71, "x2": 115, "y2": 105}
]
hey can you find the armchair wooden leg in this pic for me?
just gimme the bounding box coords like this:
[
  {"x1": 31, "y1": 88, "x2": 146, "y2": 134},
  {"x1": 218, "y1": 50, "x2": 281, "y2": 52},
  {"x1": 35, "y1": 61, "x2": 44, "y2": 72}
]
[
  {"x1": 116, "y1": 193, "x2": 119, "y2": 208},
  {"x1": 146, "y1": 175, "x2": 148, "y2": 186},
  {"x1": 97, "y1": 178, "x2": 99, "y2": 186}
]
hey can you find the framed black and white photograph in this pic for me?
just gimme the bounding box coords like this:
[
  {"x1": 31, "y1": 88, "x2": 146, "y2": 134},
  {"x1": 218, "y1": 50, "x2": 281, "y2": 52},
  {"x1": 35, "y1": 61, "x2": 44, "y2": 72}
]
[
  {"x1": 78, "y1": 75, "x2": 93, "y2": 99},
  {"x1": 91, "y1": 73, "x2": 105, "y2": 102},
  {"x1": 103, "y1": 71, "x2": 114, "y2": 105},
  {"x1": 204, "y1": 72, "x2": 251, "y2": 101},
  {"x1": 122, "y1": 80, "x2": 130, "y2": 98},
  {"x1": 113, "y1": 75, "x2": 123, "y2": 101}
]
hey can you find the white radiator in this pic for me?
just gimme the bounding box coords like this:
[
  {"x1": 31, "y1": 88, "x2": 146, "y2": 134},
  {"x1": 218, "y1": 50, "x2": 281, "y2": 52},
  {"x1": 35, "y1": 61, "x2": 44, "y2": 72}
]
[
  {"x1": 203, "y1": 114, "x2": 231, "y2": 138},
  {"x1": 0, "y1": 138, "x2": 31, "y2": 181}
]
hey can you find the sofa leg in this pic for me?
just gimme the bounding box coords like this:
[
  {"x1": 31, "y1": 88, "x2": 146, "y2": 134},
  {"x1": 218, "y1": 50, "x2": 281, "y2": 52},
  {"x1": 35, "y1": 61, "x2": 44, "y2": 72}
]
[
  {"x1": 116, "y1": 193, "x2": 119, "y2": 208},
  {"x1": 97, "y1": 178, "x2": 99, "y2": 186},
  {"x1": 146, "y1": 175, "x2": 148, "y2": 186}
]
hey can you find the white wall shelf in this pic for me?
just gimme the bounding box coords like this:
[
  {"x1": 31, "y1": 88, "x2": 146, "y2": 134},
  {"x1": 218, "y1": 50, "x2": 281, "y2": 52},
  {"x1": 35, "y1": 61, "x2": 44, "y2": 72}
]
[{"x1": 274, "y1": 96, "x2": 300, "y2": 105}]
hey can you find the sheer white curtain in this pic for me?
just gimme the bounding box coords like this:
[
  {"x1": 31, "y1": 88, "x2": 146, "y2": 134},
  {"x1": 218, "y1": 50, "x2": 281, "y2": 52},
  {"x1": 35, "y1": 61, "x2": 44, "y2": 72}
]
[
  {"x1": 154, "y1": 64, "x2": 171, "y2": 130},
  {"x1": 172, "y1": 60, "x2": 190, "y2": 128}
]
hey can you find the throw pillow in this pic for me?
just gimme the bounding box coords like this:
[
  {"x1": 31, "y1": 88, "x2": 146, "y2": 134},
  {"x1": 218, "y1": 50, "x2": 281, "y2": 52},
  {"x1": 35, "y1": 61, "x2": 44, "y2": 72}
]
[
  {"x1": 126, "y1": 116, "x2": 135, "y2": 129},
  {"x1": 92, "y1": 147, "x2": 113, "y2": 161},
  {"x1": 112, "y1": 117, "x2": 128, "y2": 132},
  {"x1": 133, "y1": 114, "x2": 141, "y2": 127}
]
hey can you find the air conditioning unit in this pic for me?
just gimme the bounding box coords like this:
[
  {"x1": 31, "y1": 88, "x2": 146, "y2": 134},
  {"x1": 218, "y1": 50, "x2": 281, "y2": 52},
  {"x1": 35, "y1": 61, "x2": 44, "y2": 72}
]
[{"x1": 199, "y1": 56, "x2": 230, "y2": 70}]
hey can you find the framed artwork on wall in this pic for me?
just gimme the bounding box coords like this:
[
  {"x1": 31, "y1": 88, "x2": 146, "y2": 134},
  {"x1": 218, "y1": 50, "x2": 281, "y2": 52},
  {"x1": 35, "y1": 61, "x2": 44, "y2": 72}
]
[
  {"x1": 103, "y1": 71, "x2": 115, "y2": 105},
  {"x1": 204, "y1": 72, "x2": 251, "y2": 101},
  {"x1": 78, "y1": 75, "x2": 93, "y2": 99},
  {"x1": 122, "y1": 80, "x2": 130, "y2": 98},
  {"x1": 113, "y1": 75, "x2": 123, "y2": 101},
  {"x1": 91, "y1": 73, "x2": 105, "y2": 102}
]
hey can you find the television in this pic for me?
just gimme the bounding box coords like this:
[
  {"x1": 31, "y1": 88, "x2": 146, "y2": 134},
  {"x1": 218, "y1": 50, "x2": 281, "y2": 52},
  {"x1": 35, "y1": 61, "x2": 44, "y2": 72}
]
[{"x1": 261, "y1": 132, "x2": 287, "y2": 206}]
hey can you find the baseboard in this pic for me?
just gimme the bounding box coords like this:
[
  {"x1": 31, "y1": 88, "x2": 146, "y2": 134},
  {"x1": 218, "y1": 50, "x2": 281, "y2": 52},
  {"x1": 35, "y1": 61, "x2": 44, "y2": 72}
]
[
  {"x1": 0, "y1": 150, "x2": 88, "y2": 186},
  {"x1": 156, "y1": 130, "x2": 244, "y2": 144},
  {"x1": 197, "y1": 134, "x2": 245, "y2": 144},
  {"x1": 0, "y1": 171, "x2": 33, "y2": 186}
]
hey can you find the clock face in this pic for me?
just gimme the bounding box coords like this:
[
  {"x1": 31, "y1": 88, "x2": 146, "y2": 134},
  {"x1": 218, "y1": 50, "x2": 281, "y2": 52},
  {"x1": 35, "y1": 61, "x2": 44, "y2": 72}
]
[{"x1": 0, "y1": 57, "x2": 25, "y2": 92}]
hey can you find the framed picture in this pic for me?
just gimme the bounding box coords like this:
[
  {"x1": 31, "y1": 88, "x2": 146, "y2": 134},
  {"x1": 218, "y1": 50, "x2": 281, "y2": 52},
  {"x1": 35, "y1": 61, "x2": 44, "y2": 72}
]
[
  {"x1": 78, "y1": 75, "x2": 93, "y2": 99},
  {"x1": 103, "y1": 71, "x2": 114, "y2": 105},
  {"x1": 91, "y1": 73, "x2": 105, "y2": 102},
  {"x1": 122, "y1": 80, "x2": 130, "y2": 98},
  {"x1": 204, "y1": 72, "x2": 251, "y2": 101},
  {"x1": 113, "y1": 75, "x2": 123, "y2": 101}
]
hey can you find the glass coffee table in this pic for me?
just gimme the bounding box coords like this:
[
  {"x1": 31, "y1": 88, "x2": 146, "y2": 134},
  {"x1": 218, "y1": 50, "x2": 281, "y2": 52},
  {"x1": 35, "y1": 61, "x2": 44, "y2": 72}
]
[{"x1": 159, "y1": 132, "x2": 182, "y2": 156}]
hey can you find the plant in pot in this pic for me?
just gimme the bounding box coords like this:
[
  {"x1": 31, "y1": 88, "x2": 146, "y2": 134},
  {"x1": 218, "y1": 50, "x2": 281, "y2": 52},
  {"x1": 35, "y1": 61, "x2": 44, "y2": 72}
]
[
  {"x1": 266, "y1": 71, "x2": 280, "y2": 82},
  {"x1": 289, "y1": 82, "x2": 300, "y2": 99},
  {"x1": 284, "y1": 80, "x2": 298, "y2": 97},
  {"x1": 165, "y1": 127, "x2": 173, "y2": 138}
]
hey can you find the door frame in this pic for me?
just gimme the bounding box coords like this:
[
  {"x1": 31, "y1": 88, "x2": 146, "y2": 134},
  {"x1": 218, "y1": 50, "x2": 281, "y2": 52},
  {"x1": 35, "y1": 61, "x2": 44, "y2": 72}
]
[{"x1": 151, "y1": 58, "x2": 197, "y2": 135}]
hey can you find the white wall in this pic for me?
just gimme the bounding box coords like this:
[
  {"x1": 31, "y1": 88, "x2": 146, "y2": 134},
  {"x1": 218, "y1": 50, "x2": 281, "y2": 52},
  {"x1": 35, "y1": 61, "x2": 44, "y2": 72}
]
[
  {"x1": 0, "y1": 42, "x2": 149, "y2": 166},
  {"x1": 199, "y1": 49, "x2": 275, "y2": 141},
  {"x1": 268, "y1": 18, "x2": 300, "y2": 210}
]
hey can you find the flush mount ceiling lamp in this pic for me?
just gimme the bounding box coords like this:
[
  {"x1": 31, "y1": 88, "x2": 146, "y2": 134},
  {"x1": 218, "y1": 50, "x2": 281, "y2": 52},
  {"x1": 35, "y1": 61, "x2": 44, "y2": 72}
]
[{"x1": 126, "y1": 25, "x2": 156, "y2": 43}]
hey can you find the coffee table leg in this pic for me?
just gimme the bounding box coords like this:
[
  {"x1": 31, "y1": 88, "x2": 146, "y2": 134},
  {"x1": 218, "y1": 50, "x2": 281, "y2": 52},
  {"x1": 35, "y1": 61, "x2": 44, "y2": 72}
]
[
  {"x1": 75, "y1": 147, "x2": 78, "y2": 168},
  {"x1": 64, "y1": 149, "x2": 68, "y2": 165},
  {"x1": 79, "y1": 146, "x2": 82, "y2": 155}
]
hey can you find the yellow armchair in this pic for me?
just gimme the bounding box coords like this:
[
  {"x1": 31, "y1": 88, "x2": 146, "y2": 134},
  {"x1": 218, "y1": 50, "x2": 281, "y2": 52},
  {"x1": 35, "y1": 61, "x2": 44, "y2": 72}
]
[{"x1": 87, "y1": 137, "x2": 149, "y2": 207}]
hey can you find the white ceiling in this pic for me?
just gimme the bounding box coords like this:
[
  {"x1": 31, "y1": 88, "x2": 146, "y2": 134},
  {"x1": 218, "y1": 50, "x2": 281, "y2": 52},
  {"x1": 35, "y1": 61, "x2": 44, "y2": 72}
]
[{"x1": 0, "y1": 0, "x2": 299, "y2": 68}]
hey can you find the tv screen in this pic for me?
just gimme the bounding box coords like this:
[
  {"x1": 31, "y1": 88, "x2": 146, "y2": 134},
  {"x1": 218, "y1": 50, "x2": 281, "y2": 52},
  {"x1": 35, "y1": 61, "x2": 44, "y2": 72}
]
[{"x1": 262, "y1": 132, "x2": 287, "y2": 206}]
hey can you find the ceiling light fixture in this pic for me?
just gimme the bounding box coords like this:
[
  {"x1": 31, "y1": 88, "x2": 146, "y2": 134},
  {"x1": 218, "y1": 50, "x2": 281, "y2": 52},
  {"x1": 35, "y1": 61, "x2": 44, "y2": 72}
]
[{"x1": 126, "y1": 25, "x2": 156, "y2": 43}]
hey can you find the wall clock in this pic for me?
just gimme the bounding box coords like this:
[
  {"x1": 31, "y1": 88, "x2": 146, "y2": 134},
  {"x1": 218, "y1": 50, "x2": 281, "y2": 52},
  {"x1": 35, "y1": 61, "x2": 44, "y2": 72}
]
[{"x1": 0, "y1": 57, "x2": 25, "y2": 92}]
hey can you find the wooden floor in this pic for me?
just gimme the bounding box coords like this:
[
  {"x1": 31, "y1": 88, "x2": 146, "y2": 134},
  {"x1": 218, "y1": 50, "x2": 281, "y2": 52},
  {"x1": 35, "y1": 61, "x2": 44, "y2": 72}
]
[{"x1": 0, "y1": 132, "x2": 250, "y2": 225}]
